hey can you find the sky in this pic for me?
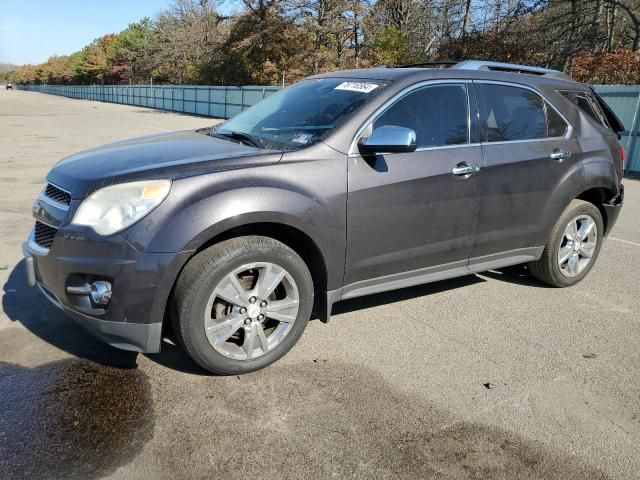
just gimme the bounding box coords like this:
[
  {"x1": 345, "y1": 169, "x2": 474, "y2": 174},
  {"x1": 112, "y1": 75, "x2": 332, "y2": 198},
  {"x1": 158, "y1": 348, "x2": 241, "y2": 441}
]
[{"x1": 0, "y1": 0, "x2": 237, "y2": 65}]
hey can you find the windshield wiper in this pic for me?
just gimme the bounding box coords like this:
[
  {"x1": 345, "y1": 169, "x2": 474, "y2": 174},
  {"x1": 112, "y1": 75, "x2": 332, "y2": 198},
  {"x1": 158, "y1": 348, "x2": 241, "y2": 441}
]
[{"x1": 213, "y1": 130, "x2": 263, "y2": 149}]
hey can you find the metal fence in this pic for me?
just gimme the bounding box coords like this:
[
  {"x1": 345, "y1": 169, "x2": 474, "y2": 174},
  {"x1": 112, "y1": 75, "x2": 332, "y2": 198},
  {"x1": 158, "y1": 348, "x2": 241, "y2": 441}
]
[
  {"x1": 594, "y1": 86, "x2": 640, "y2": 177},
  {"x1": 16, "y1": 84, "x2": 281, "y2": 119},
  {"x1": 15, "y1": 83, "x2": 640, "y2": 176}
]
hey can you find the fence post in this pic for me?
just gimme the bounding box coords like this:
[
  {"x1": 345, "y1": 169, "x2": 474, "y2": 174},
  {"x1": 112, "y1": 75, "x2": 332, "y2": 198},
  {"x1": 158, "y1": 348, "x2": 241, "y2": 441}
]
[
  {"x1": 627, "y1": 91, "x2": 640, "y2": 176},
  {"x1": 223, "y1": 87, "x2": 227, "y2": 119}
]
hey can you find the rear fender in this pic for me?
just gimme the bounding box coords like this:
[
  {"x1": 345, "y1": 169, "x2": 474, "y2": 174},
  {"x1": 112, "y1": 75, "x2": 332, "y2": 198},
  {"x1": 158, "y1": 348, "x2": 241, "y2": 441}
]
[{"x1": 538, "y1": 159, "x2": 586, "y2": 245}]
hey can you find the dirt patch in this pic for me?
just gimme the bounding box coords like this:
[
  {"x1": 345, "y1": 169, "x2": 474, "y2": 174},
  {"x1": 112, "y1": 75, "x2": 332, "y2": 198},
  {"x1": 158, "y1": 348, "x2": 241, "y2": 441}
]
[
  {"x1": 152, "y1": 360, "x2": 609, "y2": 479},
  {"x1": 0, "y1": 359, "x2": 154, "y2": 480}
]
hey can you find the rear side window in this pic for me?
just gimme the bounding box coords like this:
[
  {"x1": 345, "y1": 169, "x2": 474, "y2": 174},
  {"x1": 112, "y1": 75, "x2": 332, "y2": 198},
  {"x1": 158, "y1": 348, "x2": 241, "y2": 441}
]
[
  {"x1": 480, "y1": 84, "x2": 568, "y2": 142},
  {"x1": 373, "y1": 84, "x2": 469, "y2": 148},
  {"x1": 559, "y1": 90, "x2": 608, "y2": 127},
  {"x1": 547, "y1": 107, "x2": 568, "y2": 137}
]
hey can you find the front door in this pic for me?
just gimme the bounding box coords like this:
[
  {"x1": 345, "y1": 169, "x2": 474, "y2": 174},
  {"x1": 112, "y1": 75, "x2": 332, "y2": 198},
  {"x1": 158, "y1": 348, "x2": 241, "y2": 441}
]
[{"x1": 344, "y1": 82, "x2": 483, "y2": 296}]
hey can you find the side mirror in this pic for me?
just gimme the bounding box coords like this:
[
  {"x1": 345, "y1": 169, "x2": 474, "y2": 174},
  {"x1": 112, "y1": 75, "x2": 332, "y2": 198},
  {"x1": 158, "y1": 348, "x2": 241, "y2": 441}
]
[{"x1": 357, "y1": 125, "x2": 417, "y2": 155}]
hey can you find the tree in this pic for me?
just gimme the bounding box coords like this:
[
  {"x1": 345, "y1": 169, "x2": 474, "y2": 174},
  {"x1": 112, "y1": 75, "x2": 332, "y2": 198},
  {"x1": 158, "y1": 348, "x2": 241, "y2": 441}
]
[
  {"x1": 292, "y1": 0, "x2": 351, "y2": 73},
  {"x1": 106, "y1": 19, "x2": 154, "y2": 83},
  {"x1": 226, "y1": 1, "x2": 312, "y2": 84},
  {"x1": 370, "y1": 26, "x2": 418, "y2": 64},
  {"x1": 9, "y1": 0, "x2": 640, "y2": 86}
]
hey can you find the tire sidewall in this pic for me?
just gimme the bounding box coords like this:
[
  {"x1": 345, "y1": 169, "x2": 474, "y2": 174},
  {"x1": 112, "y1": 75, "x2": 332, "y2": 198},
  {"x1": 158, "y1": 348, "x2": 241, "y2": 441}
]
[
  {"x1": 182, "y1": 241, "x2": 313, "y2": 374},
  {"x1": 549, "y1": 202, "x2": 604, "y2": 287}
]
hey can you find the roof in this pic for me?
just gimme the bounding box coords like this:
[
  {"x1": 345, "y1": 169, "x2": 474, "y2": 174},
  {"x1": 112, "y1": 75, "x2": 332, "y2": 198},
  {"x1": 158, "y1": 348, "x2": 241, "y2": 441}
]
[{"x1": 310, "y1": 60, "x2": 581, "y2": 89}]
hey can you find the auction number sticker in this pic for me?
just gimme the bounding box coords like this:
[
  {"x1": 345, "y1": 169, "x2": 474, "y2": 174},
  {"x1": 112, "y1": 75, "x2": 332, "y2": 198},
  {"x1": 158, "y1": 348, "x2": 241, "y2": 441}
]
[{"x1": 334, "y1": 82, "x2": 379, "y2": 93}]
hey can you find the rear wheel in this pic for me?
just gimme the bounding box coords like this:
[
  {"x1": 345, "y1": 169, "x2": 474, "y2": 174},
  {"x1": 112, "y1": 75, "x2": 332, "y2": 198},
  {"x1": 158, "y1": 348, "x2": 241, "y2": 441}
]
[
  {"x1": 528, "y1": 199, "x2": 603, "y2": 287},
  {"x1": 173, "y1": 236, "x2": 314, "y2": 374}
]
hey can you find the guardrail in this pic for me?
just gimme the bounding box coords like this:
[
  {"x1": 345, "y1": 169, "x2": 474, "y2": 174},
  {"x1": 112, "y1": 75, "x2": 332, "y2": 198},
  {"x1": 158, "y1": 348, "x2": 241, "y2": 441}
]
[
  {"x1": 15, "y1": 83, "x2": 640, "y2": 176},
  {"x1": 16, "y1": 84, "x2": 280, "y2": 119}
]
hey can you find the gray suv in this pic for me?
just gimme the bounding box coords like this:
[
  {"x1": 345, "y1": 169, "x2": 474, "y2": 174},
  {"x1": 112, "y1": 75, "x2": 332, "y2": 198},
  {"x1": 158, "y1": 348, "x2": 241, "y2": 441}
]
[{"x1": 24, "y1": 61, "x2": 625, "y2": 374}]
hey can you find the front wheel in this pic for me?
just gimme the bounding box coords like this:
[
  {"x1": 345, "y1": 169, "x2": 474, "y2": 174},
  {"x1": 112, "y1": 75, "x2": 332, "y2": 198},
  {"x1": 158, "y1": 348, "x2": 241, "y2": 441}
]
[
  {"x1": 173, "y1": 236, "x2": 314, "y2": 375},
  {"x1": 528, "y1": 199, "x2": 604, "y2": 287}
]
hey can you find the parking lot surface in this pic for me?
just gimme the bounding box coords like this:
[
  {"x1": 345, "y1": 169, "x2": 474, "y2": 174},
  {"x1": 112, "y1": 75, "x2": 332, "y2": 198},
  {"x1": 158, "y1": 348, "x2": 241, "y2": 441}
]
[{"x1": 1, "y1": 89, "x2": 639, "y2": 480}]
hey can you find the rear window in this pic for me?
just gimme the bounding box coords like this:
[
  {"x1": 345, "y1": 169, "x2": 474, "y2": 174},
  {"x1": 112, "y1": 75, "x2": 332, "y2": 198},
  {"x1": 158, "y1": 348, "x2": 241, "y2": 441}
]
[{"x1": 480, "y1": 84, "x2": 568, "y2": 142}]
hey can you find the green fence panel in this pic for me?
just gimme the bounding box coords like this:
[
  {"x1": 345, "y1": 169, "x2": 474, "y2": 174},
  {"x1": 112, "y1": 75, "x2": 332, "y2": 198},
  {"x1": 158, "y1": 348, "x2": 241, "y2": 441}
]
[
  {"x1": 15, "y1": 83, "x2": 280, "y2": 121},
  {"x1": 594, "y1": 86, "x2": 640, "y2": 176},
  {"x1": 17, "y1": 83, "x2": 635, "y2": 175}
]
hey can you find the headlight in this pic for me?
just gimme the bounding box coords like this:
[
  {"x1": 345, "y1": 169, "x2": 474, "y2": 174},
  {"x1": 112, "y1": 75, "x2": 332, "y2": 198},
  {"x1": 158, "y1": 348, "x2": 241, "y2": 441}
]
[{"x1": 72, "y1": 180, "x2": 171, "y2": 235}]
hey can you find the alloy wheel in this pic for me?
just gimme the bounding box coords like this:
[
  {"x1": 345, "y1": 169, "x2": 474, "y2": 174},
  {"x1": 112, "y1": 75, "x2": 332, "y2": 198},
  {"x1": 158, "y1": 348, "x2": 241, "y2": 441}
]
[
  {"x1": 557, "y1": 214, "x2": 598, "y2": 278},
  {"x1": 203, "y1": 262, "x2": 300, "y2": 360}
]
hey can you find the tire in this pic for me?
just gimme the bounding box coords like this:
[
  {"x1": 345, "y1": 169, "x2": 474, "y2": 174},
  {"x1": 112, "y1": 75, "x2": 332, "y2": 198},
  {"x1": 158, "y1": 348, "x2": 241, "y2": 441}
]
[
  {"x1": 528, "y1": 199, "x2": 604, "y2": 287},
  {"x1": 173, "y1": 236, "x2": 314, "y2": 375}
]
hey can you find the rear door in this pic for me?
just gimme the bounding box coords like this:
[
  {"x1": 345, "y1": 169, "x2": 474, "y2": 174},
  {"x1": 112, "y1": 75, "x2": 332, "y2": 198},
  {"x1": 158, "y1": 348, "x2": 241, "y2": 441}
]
[
  {"x1": 344, "y1": 81, "x2": 483, "y2": 291},
  {"x1": 469, "y1": 81, "x2": 580, "y2": 270}
]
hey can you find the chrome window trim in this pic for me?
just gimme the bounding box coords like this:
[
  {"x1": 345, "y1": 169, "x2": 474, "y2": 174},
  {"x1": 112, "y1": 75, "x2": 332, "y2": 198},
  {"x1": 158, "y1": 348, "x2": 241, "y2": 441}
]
[
  {"x1": 472, "y1": 136, "x2": 568, "y2": 147},
  {"x1": 348, "y1": 79, "x2": 474, "y2": 156},
  {"x1": 473, "y1": 80, "x2": 573, "y2": 143},
  {"x1": 415, "y1": 142, "x2": 481, "y2": 152}
]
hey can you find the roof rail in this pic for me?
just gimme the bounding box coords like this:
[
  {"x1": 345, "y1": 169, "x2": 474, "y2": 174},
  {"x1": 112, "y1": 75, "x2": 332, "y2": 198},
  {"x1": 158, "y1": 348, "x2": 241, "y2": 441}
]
[
  {"x1": 452, "y1": 60, "x2": 572, "y2": 81},
  {"x1": 392, "y1": 59, "x2": 572, "y2": 81},
  {"x1": 395, "y1": 61, "x2": 458, "y2": 69}
]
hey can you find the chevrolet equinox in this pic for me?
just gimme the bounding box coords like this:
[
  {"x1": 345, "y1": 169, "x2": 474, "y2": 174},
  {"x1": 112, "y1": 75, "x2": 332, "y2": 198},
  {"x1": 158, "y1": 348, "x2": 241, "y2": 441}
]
[{"x1": 24, "y1": 61, "x2": 626, "y2": 374}]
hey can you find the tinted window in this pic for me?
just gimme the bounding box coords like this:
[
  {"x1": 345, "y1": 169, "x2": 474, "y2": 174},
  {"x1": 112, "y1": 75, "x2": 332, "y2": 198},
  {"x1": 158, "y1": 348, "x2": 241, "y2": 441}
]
[
  {"x1": 578, "y1": 97, "x2": 600, "y2": 122},
  {"x1": 481, "y1": 84, "x2": 548, "y2": 141},
  {"x1": 373, "y1": 84, "x2": 469, "y2": 148},
  {"x1": 547, "y1": 106, "x2": 568, "y2": 137},
  {"x1": 559, "y1": 90, "x2": 607, "y2": 127}
]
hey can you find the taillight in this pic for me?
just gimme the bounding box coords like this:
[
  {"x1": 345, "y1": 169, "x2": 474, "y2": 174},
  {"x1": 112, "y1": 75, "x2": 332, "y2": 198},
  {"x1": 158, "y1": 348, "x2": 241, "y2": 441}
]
[{"x1": 621, "y1": 147, "x2": 627, "y2": 173}]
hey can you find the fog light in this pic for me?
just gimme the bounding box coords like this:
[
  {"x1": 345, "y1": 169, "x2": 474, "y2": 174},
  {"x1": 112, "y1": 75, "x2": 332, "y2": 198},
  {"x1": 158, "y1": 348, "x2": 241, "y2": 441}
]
[{"x1": 90, "y1": 281, "x2": 112, "y2": 305}]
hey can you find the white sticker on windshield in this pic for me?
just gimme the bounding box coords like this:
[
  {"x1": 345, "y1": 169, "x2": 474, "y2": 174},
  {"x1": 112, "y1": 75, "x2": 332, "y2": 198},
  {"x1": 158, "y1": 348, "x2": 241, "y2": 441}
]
[
  {"x1": 334, "y1": 82, "x2": 379, "y2": 93},
  {"x1": 292, "y1": 133, "x2": 314, "y2": 144}
]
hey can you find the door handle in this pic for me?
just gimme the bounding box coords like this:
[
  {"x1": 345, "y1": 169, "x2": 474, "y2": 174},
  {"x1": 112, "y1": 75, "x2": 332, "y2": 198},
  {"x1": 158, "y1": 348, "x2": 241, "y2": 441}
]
[
  {"x1": 452, "y1": 163, "x2": 480, "y2": 177},
  {"x1": 550, "y1": 149, "x2": 571, "y2": 161}
]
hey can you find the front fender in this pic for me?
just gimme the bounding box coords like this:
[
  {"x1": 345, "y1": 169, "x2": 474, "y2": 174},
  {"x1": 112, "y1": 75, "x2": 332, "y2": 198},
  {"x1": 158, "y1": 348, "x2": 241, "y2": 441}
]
[
  {"x1": 179, "y1": 187, "x2": 339, "y2": 256},
  {"x1": 122, "y1": 165, "x2": 346, "y2": 290}
]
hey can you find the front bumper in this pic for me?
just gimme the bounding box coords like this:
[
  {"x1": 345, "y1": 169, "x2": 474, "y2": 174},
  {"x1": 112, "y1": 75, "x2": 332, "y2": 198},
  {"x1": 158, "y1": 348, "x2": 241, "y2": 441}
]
[{"x1": 23, "y1": 229, "x2": 191, "y2": 353}]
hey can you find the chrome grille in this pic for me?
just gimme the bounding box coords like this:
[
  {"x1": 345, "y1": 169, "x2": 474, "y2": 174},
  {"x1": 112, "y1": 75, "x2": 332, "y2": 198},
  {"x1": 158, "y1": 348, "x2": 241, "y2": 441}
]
[
  {"x1": 44, "y1": 183, "x2": 71, "y2": 206},
  {"x1": 34, "y1": 221, "x2": 58, "y2": 249}
]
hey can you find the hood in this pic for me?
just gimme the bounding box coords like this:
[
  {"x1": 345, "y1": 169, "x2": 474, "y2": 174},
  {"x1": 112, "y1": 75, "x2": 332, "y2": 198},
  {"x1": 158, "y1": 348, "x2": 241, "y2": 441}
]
[{"x1": 47, "y1": 130, "x2": 282, "y2": 198}]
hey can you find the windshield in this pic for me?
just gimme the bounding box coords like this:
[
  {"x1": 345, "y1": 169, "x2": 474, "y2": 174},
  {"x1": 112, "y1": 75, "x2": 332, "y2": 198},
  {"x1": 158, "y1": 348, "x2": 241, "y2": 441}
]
[{"x1": 214, "y1": 78, "x2": 389, "y2": 150}]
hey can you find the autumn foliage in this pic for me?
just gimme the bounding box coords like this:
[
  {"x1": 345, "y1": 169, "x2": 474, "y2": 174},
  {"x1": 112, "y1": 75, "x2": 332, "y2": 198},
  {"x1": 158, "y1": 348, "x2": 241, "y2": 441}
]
[
  {"x1": 573, "y1": 50, "x2": 640, "y2": 84},
  {"x1": 8, "y1": 0, "x2": 640, "y2": 86}
]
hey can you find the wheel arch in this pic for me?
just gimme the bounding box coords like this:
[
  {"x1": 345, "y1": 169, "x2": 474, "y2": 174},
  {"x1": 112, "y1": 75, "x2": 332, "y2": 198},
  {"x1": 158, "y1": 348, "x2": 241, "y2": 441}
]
[
  {"x1": 541, "y1": 165, "x2": 618, "y2": 246},
  {"x1": 161, "y1": 221, "x2": 331, "y2": 338},
  {"x1": 575, "y1": 186, "x2": 618, "y2": 236}
]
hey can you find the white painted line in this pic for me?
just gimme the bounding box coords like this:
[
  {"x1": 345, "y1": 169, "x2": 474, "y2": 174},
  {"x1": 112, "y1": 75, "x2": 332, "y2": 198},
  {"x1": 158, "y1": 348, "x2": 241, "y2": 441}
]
[{"x1": 609, "y1": 237, "x2": 640, "y2": 247}]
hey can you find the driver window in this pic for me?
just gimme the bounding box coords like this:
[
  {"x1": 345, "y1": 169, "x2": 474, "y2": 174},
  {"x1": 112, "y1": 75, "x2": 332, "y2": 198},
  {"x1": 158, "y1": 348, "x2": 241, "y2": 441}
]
[{"x1": 372, "y1": 84, "x2": 469, "y2": 149}]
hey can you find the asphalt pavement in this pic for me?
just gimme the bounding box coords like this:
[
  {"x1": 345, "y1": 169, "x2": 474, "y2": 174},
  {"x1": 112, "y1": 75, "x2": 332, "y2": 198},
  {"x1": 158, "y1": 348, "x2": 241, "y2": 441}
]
[{"x1": 1, "y1": 89, "x2": 639, "y2": 480}]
